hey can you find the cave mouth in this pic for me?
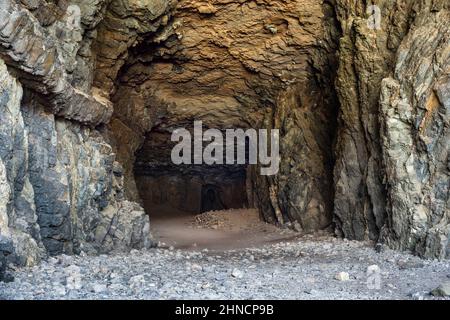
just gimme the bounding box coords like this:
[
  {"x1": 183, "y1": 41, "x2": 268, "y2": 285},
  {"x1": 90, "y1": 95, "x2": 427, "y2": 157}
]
[{"x1": 133, "y1": 129, "x2": 250, "y2": 221}]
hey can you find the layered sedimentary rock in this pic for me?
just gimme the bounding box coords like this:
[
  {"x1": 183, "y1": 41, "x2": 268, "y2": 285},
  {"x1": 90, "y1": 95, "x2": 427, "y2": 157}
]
[
  {"x1": 0, "y1": 0, "x2": 112, "y2": 125},
  {"x1": 0, "y1": 0, "x2": 448, "y2": 271},
  {"x1": 0, "y1": 60, "x2": 151, "y2": 266},
  {"x1": 0, "y1": 0, "x2": 152, "y2": 271}
]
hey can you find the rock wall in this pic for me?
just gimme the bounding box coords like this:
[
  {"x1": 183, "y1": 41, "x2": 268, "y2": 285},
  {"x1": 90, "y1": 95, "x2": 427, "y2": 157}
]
[
  {"x1": 134, "y1": 130, "x2": 248, "y2": 214},
  {"x1": 333, "y1": 0, "x2": 449, "y2": 259},
  {"x1": 0, "y1": 60, "x2": 151, "y2": 267},
  {"x1": 0, "y1": 0, "x2": 113, "y2": 125},
  {"x1": 379, "y1": 5, "x2": 449, "y2": 258},
  {"x1": 0, "y1": 0, "x2": 448, "y2": 269},
  {"x1": 0, "y1": 0, "x2": 152, "y2": 271}
]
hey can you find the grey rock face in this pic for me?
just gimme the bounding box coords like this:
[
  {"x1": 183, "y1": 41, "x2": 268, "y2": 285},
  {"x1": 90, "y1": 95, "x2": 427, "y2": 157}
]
[
  {"x1": 333, "y1": 0, "x2": 449, "y2": 259},
  {"x1": 333, "y1": 0, "x2": 402, "y2": 242},
  {"x1": 250, "y1": 82, "x2": 337, "y2": 232},
  {"x1": 0, "y1": 253, "x2": 5, "y2": 282},
  {"x1": 0, "y1": 235, "x2": 14, "y2": 282},
  {"x1": 0, "y1": 59, "x2": 43, "y2": 267},
  {"x1": 379, "y1": 8, "x2": 450, "y2": 259},
  {"x1": 0, "y1": 0, "x2": 158, "y2": 271},
  {"x1": 0, "y1": 58, "x2": 151, "y2": 264},
  {"x1": 0, "y1": 0, "x2": 112, "y2": 126}
]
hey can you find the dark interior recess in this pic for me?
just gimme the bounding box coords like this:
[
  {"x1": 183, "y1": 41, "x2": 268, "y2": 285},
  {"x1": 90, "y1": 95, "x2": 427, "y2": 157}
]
[{"x1": 134, "y1": 129, "x2": 249, "y2": 216}]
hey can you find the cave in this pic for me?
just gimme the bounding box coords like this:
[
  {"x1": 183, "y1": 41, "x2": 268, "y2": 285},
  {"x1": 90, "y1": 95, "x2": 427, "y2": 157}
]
[
  {"x1": 0, "y1": 0, "x2": 449, "y2": 300},
  {"x1": 105, "y1": 0, "x2": 340, "y2": 244}
]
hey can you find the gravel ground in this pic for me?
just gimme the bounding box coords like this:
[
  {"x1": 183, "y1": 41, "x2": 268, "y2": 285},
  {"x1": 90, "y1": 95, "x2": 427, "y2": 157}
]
[{"x1": 1, "y1": 235, "x2": 449, "y2": 300}]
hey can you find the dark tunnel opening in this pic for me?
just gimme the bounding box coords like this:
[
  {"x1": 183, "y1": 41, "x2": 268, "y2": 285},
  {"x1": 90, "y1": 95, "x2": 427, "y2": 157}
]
[
  {"x1": 133, "y1": 129, "x2": 249, "y2": 218},
  {"x1": 201, "y1": 184, "x2": 226, "y2": 213}
]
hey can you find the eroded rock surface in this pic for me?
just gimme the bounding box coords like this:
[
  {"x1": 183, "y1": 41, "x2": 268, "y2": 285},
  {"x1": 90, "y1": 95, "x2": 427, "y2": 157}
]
[
  {"x1": 0, "y1": 0, "x2": 113, "y2": 125},
  {"x1": 0, "y1": 0, "x2": 448, "y2": 273},
  {"x1": 333, "y1": 0, "x2": 449, "y2": 259},
  {"x1": 0, "y1": 2, "x2": 152, "y2": 267},
  {"x1": 379, "y1": 7, "x2": 449, "y2": 258}
]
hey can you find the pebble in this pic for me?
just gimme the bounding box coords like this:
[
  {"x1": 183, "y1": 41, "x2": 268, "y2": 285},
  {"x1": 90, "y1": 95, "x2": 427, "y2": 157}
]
[
  {"x1": 410, "y1": 291, "x2": 425, "y2": 300},
  {"x1": 431, "y1": 282, "x2": 450, "y2": 297},
  {"x1": 375, "y1": 243, "x2": 387, "y2": 254},
  {"x1": 304, "y1": 289, "x2": 317, "y2": 295},
  {"x1": 66, "y1": 275, "x2": 82, "y2": 290},
  {"x1": 1, "y1": 237, "x2": 449, "y2": 300},
  {"x1": 397, "y1": 259, "x2": 424, "y2": 270},
  {"x1": 201, "y1": 282, "x2": 211, "y2": 289},
  {"x1": 65, "y1": 265, "x2": 81, "y2": 275},
  {"x1": 335, "y1": 272, "x2": 350, "y2": 281},
  {"x1": 108, "y1": 283, "x2": 126, "y2": 291},
  {"x1": 92, "y1": 283, "x2": 107, "y2": 293},
  {"x1": 58, "y1": 255, "x2": 74, "y2": 266},
  {"x1": 231, "y1": 268, "x2": 244, "y2": 279},
  {"x1": 191, "y1": 263, "x2": 203, "y2": 272},
  {"x1": 54, "y1": 285, "x2": 67, "y2": 296},
  {"x1": 129, "y1": 275, "x2": 146, "y2": 289}
]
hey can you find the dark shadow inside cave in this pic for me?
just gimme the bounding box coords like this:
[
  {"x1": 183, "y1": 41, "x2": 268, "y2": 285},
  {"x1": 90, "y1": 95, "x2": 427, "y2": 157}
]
[
  {"x1": 201, "y1": 184, "x2": 226, "y2": 213},
  {"x1": 133, "y1": 129, "x2": 249, "y2": 220}
]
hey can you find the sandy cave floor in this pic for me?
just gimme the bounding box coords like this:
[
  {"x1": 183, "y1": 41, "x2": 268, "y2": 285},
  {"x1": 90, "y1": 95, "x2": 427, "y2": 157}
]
[
  {"x1": 0, "y1": 209, "x2": 449, "y2": 300},
  {"x1": 150, "y1": 208, "x2": 301, "y2": 250}
]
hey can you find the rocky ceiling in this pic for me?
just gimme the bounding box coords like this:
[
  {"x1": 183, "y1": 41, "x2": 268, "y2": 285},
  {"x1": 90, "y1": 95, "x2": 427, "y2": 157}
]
[{"x1": 98, "y1": 0, "x2": 337, "y2": 127}]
